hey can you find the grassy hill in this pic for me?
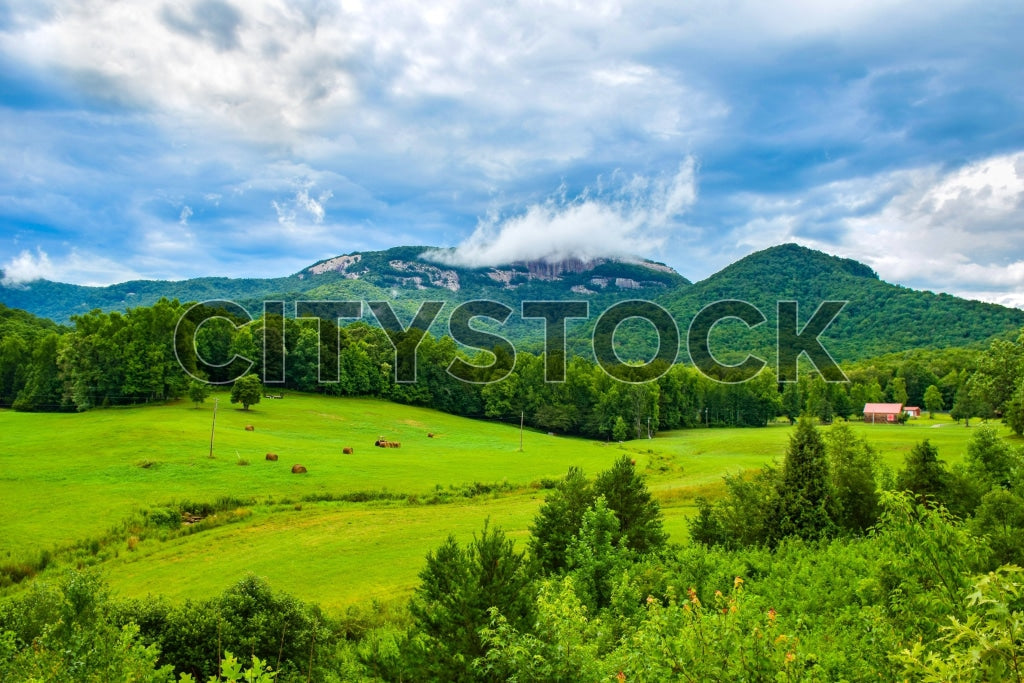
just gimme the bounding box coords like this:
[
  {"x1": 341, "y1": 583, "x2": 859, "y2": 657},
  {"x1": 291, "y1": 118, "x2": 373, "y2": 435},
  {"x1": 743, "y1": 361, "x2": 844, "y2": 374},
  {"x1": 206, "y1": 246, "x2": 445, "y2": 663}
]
[{"x1": 1, "y1": 392, "x2": 1012, "y2": 611}]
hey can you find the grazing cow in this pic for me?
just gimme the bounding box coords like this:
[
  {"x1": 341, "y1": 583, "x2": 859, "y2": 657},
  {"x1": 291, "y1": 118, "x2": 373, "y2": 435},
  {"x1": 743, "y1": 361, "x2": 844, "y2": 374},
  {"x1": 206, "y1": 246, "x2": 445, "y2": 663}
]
[
  {"x1": 244, "y1": 425, "x2": 254, "y2": 431},
  {"x1": 343, "y1": 447, "x2": 354, "y2": 455},
  {"x1": 265, "y1": 453, "x2": 278, "y2": 461},
  {"x1": 374, "y1": 438, "x2": 401, "y2": 448}
]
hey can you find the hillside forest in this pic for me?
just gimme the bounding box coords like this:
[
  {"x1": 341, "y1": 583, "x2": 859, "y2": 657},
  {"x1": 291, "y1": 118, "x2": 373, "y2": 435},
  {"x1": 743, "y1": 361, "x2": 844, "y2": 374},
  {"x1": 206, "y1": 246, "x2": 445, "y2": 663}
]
[{"x1": 1, "y1": 299, "x2": 1023, "y2": 438}]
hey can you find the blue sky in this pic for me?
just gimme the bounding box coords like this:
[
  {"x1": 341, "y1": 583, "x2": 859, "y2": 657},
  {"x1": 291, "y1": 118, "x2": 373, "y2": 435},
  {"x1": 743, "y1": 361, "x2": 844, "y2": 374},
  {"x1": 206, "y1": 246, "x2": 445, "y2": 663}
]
[{"x1": 1, "y1": 0, "x2": 1023, "y2": 306}]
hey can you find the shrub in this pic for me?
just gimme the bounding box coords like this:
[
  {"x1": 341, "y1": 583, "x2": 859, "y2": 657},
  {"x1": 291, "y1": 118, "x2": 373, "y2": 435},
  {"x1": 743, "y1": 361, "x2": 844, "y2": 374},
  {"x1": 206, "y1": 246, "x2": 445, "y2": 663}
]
[{"x1": 147, "y1": 507, "x2": 182, "y2": 529}]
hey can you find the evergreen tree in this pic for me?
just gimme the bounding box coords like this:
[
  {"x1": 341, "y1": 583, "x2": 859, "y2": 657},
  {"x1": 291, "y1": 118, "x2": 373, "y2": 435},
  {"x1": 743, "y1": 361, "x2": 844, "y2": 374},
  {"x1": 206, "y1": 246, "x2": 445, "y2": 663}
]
[
  {"x1": 771, "y1": 418, "x2": 838, "y2": 542},
  {"x1": 950, "y1": 380, "x2": 977, "y2": 426},
  {"x1": 593, "y1": 455, "x2": 667, "y2": 554},
  {"x1": 410, "y1": 523, "x2": 534, "y2": 681},
  {"x1": 888, "y1": 376, "x2": 909, "y2": 406},
  {"x1": 896, "y1": 439, "x2": 949, "y2": 505},
  {"x1": 529, "y1": 467, "x2": 595, "y2": 574}
]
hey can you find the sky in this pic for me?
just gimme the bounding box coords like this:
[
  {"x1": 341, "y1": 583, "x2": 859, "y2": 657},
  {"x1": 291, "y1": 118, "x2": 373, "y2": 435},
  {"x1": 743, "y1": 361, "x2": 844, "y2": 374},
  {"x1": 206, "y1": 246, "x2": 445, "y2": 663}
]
[{"x1": 1, "y1": 1, "x2": 1023, "y2": 307}]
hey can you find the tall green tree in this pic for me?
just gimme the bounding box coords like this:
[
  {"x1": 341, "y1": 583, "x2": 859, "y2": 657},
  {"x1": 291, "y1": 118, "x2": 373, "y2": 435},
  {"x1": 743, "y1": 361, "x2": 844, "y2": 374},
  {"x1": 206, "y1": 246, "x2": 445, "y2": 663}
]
[
  {"x1": 566, "y1": 496, "x2": 628, "y2": 610},
  {"x1": 780, "y1": 381, "x2": 801, "y2": 424},
  {"x1": 825, "y1": 423, "x2": 881, "y2": 533},
  {"x1": 409, "y1": 523, "x2": 534, "y2": 681},
  {"x1": 771, "y1": 418, "x2": 838, "y2": 542},
  {"x1": 593, "y1": 455, "x2": 667, "y2": 554},
  {"x1": 187, "y1": 379, "x2": 210, "y2": 408},
  {"x1": 965, "y1": 425, "x2": 1018, "y2": 490},
  {"x1": 1005, "y1": 382, "x2": 1024, "y2": 437},
  {"x1": 923, "y1": 384, "x2": 944, "y2": 419},
  {"x1": 888, "y1": 376, "x2": 909, "y2": 406},
  {"x1": 529, "y1": 467, "x2": 595, "y2": 574},
  {"x1": 896, "y1": 439, "x2": 949, "y2": 505}
]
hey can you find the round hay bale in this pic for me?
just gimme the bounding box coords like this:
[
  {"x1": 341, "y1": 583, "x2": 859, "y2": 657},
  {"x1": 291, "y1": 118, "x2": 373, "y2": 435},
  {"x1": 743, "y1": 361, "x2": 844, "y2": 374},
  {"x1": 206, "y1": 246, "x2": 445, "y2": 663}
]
[
  {"x1": 265, "y1": 453, "x2": 278, "y2": 461},
  {"x1": 291, "y1": 464, "x2": 307, "y2": 474},
  {"x1": 244, "y1": 425, "x2": 254, "y2": 432},
  {"x1": 342, "y1": 447, "x2": 353, "y2": 455}
]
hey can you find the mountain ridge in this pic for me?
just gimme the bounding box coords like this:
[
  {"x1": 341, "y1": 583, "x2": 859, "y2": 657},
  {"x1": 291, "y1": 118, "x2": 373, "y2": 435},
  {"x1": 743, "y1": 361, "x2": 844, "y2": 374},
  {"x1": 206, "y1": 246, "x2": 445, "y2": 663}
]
[{"x1": 2, "y1": 243, "x2": 1022, "y2": 362}]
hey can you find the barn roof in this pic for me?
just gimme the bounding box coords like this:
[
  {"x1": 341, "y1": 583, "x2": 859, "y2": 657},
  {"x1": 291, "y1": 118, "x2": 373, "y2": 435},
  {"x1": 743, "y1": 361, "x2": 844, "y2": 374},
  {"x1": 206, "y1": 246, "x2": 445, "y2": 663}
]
[{"x1": 863, "y1": 403, "x2": 903, "y2": 413}]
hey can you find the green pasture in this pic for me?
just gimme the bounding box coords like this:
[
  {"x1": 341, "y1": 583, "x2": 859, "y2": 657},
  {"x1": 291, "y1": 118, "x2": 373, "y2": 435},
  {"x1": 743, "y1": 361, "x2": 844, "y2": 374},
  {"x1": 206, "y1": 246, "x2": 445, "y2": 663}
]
[
  {"x1": 0, "y1": 392, "x2": 623, "y2": 558},
  {"x1": 0, "y1": 393, "x2": 1012, "y2": 611}
]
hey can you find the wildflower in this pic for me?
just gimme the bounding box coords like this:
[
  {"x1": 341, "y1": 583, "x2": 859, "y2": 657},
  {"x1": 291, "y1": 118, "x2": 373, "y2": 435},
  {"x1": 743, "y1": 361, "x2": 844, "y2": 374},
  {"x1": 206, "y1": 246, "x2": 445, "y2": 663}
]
[
  {"x1": 714, "y1": 590, "x2": 723, "y2": 598},
  {"x1": 774, "y1": 634, "x2": 788, "y2": 645},
  {"x1": 687, "y1": 587, "x2": 700, "y2": 606},
  {"x1": 617, "y1": 672, "x2": 626, "y2": 683},
  {"x1": 734, "y1": 576, "x2": 744, "y2": 589},
  {"x1": 768, "y1": 607, "x2": 777, "y2": 622},
  {"x1": 785, "y1": 652, "x2": 796, "y2": 664},
  {"x1": 646, "y1": 595, "x2": 656, "y2": 605}
]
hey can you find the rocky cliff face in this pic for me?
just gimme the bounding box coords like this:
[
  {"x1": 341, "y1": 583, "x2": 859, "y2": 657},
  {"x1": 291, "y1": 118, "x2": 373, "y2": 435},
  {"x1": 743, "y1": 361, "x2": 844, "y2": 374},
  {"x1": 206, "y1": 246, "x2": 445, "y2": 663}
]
[{"x1": 302, "y1": 247, "x2": 687, "y2": 295}]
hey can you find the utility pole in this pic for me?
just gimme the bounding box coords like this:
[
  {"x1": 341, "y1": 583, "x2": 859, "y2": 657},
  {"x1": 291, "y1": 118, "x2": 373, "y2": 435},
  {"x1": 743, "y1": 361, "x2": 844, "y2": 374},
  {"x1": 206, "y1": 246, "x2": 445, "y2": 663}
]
[
  {"x1": 209, "y1": 398, "x2": 218, "y2": 458},
  {"x1": 519, "y1": 411, "x2": 524, "y2": 452}
]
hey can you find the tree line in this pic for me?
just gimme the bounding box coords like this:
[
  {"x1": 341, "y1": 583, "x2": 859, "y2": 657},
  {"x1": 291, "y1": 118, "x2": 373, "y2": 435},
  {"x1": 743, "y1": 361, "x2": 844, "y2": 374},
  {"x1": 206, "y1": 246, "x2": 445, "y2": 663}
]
[{"x1": 2, "y1": 299, "x2": 1023, "y2": 438}]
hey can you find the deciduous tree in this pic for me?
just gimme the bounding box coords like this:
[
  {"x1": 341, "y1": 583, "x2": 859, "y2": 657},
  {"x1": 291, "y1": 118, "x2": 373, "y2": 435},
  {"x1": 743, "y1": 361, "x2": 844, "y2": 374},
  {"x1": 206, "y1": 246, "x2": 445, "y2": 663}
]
[{"x1": 229, "y1": 374, "x2": 262, "y2": 411}]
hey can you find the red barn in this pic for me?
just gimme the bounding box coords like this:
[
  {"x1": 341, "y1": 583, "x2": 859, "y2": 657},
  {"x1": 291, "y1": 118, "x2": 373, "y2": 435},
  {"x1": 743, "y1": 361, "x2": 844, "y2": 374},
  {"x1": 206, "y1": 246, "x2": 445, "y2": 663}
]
[
  {"x1": 904, "y1": 406, "x2": 921, "y2": 418},
  {"x1": 863, "y1": 403, "x2": 903, "y2": 423}
]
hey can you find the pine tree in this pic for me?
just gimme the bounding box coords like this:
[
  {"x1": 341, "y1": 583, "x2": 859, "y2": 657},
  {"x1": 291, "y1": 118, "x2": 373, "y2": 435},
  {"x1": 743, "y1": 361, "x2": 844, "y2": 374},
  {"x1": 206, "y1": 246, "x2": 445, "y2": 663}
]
[
  {"x1": 594, "y1": 455, "x2": 668, "y2": 553},
  {"x1": 896, "y1": 439, "x2": 949, "y2": 506},
  {"x1": 771, "y1": 418, "x2": 838, "y2": 542},
  {"x1": 410, "y1": 523, "x2": 534, "y2": 681},
  {"x1": 529, "y1": 467, "x2": 595, "y2": 574}
]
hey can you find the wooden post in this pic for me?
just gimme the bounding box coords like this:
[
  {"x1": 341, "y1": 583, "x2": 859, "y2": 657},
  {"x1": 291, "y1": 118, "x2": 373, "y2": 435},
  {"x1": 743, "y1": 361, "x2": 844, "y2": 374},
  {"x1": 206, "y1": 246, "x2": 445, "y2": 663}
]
[
  {"x1": 209, "y1": 397, "x2": 218, "y2": 458},
  {"x1": 519, "y1": 411, "x2": 524, "y2": 452}
]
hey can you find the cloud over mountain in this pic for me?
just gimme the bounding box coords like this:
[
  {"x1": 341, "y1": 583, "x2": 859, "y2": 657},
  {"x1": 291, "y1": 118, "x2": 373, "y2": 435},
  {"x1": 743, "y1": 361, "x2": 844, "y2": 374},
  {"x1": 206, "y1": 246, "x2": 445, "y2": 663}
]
[{"x1": 426, "y1": 160, "x2": 697, "y2": 267}]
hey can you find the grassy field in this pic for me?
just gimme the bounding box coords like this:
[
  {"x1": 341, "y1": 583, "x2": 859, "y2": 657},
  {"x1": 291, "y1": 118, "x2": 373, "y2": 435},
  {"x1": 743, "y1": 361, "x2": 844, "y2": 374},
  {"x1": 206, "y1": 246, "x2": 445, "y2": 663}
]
[{"x1": 0, "y1": 392, "x2": 1014, "y2": 611}]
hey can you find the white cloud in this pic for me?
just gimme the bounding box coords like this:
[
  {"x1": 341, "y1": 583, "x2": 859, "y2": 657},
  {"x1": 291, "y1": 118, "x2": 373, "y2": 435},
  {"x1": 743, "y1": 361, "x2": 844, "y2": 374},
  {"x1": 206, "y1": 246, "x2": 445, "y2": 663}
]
[
  {"x1": 1, "y1": 247, "x2": 142, "y2": 287},
  {"x1": 1, "y1": 248, "x2": 54, "y2": 285},
  {"x1": 426, "y1": 158, "x2": 697, "y2": 266},
  {"x1": 728, "y1": 151, "x2": 1024, "y2": 306},
  {"x1": 179, "y1": 205, "x2": 193, "y2": 225},
  {"x1": 296, "y1": 189, "x2": 331, "y2": 224}
]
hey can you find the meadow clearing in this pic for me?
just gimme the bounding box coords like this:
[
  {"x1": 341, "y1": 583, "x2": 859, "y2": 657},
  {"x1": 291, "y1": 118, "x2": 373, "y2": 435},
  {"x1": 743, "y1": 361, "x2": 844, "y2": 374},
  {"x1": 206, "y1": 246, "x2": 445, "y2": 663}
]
[{"x1": 0, "y1": 392, "x2": 1008, "y2": 611}]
